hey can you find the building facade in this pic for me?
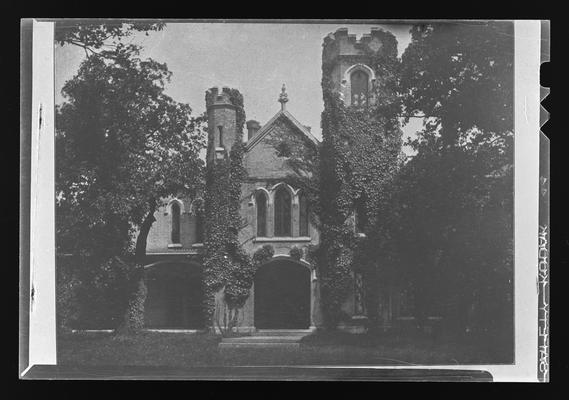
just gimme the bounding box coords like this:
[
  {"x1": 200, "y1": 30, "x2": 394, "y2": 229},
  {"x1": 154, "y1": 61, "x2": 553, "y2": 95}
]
[{"x1": 141, "y1": 28, "x2": 405, "y2": 332}]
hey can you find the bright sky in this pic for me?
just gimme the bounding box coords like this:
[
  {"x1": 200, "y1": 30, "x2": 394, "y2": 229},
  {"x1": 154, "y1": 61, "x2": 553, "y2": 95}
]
[{"x1": 55, "y1": 22, "x2": 423, "y2": 152}]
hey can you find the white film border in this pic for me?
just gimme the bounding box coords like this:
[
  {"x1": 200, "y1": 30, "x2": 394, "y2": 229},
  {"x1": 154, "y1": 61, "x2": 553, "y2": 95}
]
[{"x1": 23, "y1": 19, "x2": 545, "y2": 381}]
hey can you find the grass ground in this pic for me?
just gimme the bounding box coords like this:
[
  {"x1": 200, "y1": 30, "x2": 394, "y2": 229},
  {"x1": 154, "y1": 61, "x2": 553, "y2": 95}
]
[{"x1": 58, "y1": 329, "x2": 512, "y2": 368}]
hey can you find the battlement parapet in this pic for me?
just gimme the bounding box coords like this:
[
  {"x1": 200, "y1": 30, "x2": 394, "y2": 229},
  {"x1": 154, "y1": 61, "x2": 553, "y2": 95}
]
[
  {"x1": 206, "y1": 86, "x2": 235, "y2": 109},
  {"x1": 323, "y1": 27, "x2": 397, "y2": 60}
]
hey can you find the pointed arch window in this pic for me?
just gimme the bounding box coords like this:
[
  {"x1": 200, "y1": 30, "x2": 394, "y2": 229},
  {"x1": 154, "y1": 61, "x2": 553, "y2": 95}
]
[
  {"x1": 299, "y1": 191, "x2": 309, "y2": 237},
  {"x1": 193, "y1": 199, "x2": 204, "y2": 244},
  {"x1": 351, "y1": 70, "x2": 369, "y2": 107},
  {"x1": 171, "y1": 201, "x2": 181, "y2": 244},
  {"x1": 274, "y1": 186, "x2": 291, "y2": 237},
  {"x1": 256, "y1": 191, "x2": 268, "y2": 237},
  {"x1": 195, "y1": 213, "x2": 204, "y2": 243}
]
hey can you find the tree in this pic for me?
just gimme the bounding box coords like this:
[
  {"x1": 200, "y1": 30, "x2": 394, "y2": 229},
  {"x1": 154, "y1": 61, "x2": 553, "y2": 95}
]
[
  {"x1": 55, "y1": 21, "x2": 165, "y2": 58},
  {"x1": 381, "y1": 21, "x2": 514, "y2": 348},
  {"x1": 400, "y1": 22, "x2": 513, "y2": 147},
  {"x1": 56, "y1": 35, "x2": 206, "y2": 331}
]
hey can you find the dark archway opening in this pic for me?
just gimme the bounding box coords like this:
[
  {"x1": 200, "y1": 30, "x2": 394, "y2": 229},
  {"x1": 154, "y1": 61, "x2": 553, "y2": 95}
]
[
  {"x1": 144, "y1": 263, "x2": 204, "y2": 329},
  {"x1": 254, "y1": 260, "x2": 310, "y2": 329}
]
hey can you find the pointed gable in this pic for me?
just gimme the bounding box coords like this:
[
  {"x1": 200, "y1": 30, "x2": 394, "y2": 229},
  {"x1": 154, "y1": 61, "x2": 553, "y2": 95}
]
[
  {"x1": 243, "y1": 111, "x2": 318, "y2": 179},
  {"x1": 245, "y1": 109, "x2": 319, "y2": 152},
  {"x1": 244, "y1": 85, "x2": 319, "y2": 179}
]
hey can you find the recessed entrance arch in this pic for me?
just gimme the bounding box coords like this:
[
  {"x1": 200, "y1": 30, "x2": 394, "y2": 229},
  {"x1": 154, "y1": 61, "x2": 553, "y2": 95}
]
[
  {"x1": 254, "y1": 258, "x2": 311, "y2": 329},
  {"x1": 144, "y1": 262, "x2": 204, "y2": 329}
]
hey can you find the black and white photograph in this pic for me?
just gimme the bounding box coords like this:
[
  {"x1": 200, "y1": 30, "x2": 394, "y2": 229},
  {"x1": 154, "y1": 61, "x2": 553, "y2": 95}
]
[{"x1": 20, "y1": 19, "x2": 549, "y2": 381}]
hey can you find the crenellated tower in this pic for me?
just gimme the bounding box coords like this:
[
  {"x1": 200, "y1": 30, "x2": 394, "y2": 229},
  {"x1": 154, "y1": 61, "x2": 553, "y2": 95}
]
[
  {"x1": 206, "y1": 87, "x2": 238, "y2": 164},
  {"x1": 322, "y1": 27, "x2": 398, "y2": 108},
  {"x1": 318, "y1": 28, "x2": 402, "y2": 330}
]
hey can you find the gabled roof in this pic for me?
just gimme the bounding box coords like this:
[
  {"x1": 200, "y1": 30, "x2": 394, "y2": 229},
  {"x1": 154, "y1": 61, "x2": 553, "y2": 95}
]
[{"x1": 245, "y1": 109, "x2": 320, "y2": 152}]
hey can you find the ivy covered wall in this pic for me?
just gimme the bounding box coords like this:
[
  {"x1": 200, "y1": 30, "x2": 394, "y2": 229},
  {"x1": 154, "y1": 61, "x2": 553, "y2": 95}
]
[{"x1": 315, "y1": 29, "x2": 403, "y2": 329}]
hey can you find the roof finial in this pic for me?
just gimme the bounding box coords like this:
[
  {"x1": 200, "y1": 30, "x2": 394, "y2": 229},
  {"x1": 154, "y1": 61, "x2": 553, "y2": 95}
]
[{"x1": 278, "y1": 83, "x2": 289, "y2": 111}]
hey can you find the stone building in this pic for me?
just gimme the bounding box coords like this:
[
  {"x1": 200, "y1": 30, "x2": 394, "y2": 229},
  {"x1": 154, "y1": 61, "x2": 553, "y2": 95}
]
[{"x1": 141, "y1": 28, "x2": 406, "y2": 332}]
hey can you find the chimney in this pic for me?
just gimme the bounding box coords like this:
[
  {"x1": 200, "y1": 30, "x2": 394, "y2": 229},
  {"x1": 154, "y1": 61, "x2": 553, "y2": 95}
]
[{"x1": 246, "y1": 120, "x2": 261, "y2": 140}]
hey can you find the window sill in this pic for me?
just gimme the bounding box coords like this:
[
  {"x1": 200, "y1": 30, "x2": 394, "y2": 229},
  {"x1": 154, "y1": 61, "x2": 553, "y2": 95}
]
[
  {"x1": 253, "y1": 236, "x2": 312, "y2": 243},
  {"x1": 167, "y1": 243, "x2": 183, "y2": 249},
  {"x1": 396, "y1": 316, "x2": 443, "y2": 321}
]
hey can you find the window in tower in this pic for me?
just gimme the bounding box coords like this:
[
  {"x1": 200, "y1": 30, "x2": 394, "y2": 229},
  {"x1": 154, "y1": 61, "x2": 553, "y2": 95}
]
[
  {"x1": 218, "y1": 125, "x2": 224, "y2": 148},
  {"x1": 350, "y1": 70, "x2": 369, "y2": 107}
]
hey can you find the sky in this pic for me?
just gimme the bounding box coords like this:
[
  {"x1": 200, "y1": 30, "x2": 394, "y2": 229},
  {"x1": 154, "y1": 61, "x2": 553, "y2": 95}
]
[{"x1": 55, "y1": 22, "x2": 423, "y2": 152}]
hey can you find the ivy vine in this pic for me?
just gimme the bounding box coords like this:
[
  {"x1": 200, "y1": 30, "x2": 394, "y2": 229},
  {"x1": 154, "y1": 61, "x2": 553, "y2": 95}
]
[
  {"x1": 202, "y1": 88, "x2": 276, "y2": 327},
  {"x1": 315, "y1": 29, "x2": 403, "y2": 328}
]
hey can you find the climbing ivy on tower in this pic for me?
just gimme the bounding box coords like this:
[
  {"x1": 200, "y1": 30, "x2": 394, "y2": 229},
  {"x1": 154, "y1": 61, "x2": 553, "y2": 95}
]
[
  {"x1": 315, "y1": 29, "x2": 403, "y2": 328},
  {"x1": 202, "y1": 88, "x2": 255, "y2": 328}
]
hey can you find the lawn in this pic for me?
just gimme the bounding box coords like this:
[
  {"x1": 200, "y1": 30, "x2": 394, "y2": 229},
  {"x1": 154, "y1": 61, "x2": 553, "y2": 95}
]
[
  {"x1": 58, "y1": 331, "x2": 222, "y2": 367},
  {"x1": 58, "y1": 330, "x2": 512, "y2": 368}
]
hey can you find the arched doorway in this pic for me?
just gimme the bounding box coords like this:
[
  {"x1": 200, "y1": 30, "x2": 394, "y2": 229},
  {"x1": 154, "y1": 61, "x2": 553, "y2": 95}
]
[
  {"x1": 254, "y1": 259, "x2": 311, "y2": 329},
  {"x1": 144, "y1": 263, "x2": 204, "y2": 329}
]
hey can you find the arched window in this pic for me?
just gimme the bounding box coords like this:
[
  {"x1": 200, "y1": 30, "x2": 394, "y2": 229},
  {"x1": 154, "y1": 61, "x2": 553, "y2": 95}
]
[
  {"x1": 256, "y1": 191, "x2": 268, "y2": 237},
  {"x1": 171, "y1": 202, "x2": 181, "y2": 244},
  {"x1": 274, "y1": 186, "x2": 291, "y2": 237},
  {"x1": 351, "y1": 70, "x2": 369, "y2": 107},
  {"x1": 299, "y1": 191, "x2": 309, "y2": 237},
  {"x1": 193, "y1": 199, "x2": 204, "y2": 244},
  {"x1": 195, "y1": 212, "x2": 204, "y2": 243}
]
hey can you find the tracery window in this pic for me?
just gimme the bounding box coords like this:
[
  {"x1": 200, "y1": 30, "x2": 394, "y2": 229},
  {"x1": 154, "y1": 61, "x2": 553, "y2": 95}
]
[
  {"x1": 256, "y1": 191, "x2": 268, "y2": 237},
  {"x1": 299, "y1": 191, "x2": 309, "y2": 237},
  {"x1": 194, "y1": 199, "x2": 204, "y2": 244},
  {"x1": 274, "y1": 186, "x2": 291, "y2": 237}
]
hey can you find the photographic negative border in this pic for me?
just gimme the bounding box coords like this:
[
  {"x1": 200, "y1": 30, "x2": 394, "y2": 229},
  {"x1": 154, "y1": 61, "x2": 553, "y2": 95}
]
[{"x1": 20, "y1": 19, "x2": 547, "y2": 381}]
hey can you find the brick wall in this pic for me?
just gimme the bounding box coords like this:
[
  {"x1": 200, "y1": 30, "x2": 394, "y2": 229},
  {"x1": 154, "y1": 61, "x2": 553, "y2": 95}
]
[{"x1": 146, "y1": 196, "x2": 202, "y2": 253}]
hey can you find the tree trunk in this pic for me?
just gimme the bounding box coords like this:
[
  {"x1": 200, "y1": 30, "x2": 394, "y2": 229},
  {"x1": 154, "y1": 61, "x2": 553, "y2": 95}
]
[
  {"x1": 117, "y1": 203, "x2": 156, "y2": 335},
  {"x1": 135, "y1": 203, "x2": 157, "y2": 263}
]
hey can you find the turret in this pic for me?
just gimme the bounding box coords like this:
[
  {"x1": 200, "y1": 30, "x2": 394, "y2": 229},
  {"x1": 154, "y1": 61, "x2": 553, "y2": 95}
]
[
  {"x1": 322, "y1": 28, "x2": 398, "y2": 108},
  {"x1": 206, "y1": 87, "x2": 238, "y2": 163}
]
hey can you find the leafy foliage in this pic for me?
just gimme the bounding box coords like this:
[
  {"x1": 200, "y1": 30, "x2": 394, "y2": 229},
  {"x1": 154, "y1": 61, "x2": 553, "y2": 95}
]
[
  {"x1": 56, "y1": 33, "x2": 206, "y2": 331},
  {"x1": 400, "y1": 22, "x2": 514, "y2": 146},
  {"x1": 55, "y1": 21, "x2": 165, "y2": 58},
  {"x1": 289, "y1": 246, "x2": 303, "y2": 261},
  {"x1": 374, "y1": 21, "x2": 515, "y2": 341}
]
